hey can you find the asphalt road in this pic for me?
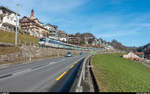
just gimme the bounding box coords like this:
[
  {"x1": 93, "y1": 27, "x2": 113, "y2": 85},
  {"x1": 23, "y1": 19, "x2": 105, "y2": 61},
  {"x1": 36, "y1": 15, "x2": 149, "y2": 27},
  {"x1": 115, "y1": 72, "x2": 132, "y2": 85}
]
[{"x1": 0, "y1": 54, "x2": 88, "y2": 92}]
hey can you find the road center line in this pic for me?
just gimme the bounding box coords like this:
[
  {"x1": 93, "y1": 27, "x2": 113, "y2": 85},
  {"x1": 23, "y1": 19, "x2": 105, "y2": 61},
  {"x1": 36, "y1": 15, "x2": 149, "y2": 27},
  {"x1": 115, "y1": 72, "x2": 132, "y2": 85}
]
[
  {"x1": 55, "y1": 56, "x2": 85, "y2": 81},
  {"x1": 56, "y1": 72, "x2": 67, "y2": 81}
]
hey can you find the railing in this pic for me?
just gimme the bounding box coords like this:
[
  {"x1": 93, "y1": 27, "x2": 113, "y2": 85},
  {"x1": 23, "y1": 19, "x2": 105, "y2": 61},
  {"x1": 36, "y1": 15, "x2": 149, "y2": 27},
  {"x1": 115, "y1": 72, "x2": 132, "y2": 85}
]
[{"x1": 75, "y1": 55, "x2": 91, "y2": 92}]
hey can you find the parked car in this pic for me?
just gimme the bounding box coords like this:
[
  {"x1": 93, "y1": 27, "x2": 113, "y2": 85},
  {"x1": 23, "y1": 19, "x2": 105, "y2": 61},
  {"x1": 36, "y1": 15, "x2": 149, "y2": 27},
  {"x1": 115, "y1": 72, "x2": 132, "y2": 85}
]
[{"x1": 66, "y1": 52, "x2": 72, "y2": 57}]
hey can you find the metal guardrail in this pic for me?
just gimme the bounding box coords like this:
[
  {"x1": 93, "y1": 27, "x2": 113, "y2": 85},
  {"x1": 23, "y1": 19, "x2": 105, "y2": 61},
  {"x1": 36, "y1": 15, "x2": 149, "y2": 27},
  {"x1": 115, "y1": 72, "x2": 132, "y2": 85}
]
[{"x1": 75, "y1": 55, "x2": 91, "y2": 92}]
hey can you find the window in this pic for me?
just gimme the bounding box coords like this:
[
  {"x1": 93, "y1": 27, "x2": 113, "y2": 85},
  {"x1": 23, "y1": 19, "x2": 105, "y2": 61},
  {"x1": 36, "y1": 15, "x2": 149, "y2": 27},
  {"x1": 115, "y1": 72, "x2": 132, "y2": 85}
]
[{"x1": 3, "y1": 10, "x2": 6, "y2": 14}]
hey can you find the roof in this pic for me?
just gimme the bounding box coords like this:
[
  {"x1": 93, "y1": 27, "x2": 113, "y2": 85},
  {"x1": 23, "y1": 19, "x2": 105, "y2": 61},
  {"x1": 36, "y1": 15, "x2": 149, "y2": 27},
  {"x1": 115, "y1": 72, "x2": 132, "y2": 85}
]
[
  {"x1": 20, "y1": 16, "x2": 48, "y2": 30},
  {"x1": 68, "y1": 34, "x2": 75, "y2": 37},
  {"x1": 0, "y1": 6, "x2": 20, "y2": 16},
  {"x1": 57, "y1": 30, "x2": 66, "y2": 34},
  {"x1": 45, "y1": 24, "x2": 53, "y2": 26},
  {"x1": 136, "y1": 52, "x2": 144, "y2": 55},
  {"x1": 45, "y1": 24, "x2": 58, "y2": 28}
]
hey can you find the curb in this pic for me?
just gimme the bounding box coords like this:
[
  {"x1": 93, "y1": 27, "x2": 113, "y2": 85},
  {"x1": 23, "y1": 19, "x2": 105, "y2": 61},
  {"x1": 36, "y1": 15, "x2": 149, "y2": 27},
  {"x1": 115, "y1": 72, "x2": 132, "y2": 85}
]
[{"x1": 88, "y1": 56, "x2": 100, "y2": 92}]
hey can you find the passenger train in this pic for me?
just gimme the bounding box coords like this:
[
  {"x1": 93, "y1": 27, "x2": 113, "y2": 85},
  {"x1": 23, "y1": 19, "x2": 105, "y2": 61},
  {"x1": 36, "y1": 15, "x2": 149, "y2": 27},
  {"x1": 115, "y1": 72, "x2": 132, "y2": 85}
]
[{"x1": 38, "y1": 37, "x2": 94, "y2": 51}]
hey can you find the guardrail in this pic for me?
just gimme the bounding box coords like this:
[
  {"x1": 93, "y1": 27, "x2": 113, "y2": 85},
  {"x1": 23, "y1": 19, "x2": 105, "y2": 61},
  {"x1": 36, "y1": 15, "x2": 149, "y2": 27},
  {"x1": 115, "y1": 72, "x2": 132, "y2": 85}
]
[{"x1": 75, "y1": 55, "x2": 91, "y2": 92}]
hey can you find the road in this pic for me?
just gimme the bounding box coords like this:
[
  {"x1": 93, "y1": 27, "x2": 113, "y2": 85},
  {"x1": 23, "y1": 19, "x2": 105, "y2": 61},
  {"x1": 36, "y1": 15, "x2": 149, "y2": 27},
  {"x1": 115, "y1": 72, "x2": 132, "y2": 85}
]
[{"x1": 0, "y1": 54, "x2": 88, "y2": 92}]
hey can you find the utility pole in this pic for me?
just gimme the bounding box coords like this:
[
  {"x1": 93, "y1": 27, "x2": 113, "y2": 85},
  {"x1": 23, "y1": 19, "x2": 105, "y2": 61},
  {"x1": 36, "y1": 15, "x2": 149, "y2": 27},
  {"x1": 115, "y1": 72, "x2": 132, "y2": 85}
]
[{"x1": 15, "y1": 4, "x2": 19, "y2": 46}]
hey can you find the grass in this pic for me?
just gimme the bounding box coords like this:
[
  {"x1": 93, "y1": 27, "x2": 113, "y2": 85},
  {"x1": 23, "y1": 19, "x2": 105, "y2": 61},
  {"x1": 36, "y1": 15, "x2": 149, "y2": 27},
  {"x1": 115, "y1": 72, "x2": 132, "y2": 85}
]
[
  {"x1": 92, "y1": 53, "x2": 150, "y2": 92},
  {"x1": 0, "y1": 30, "x2": 39, "y2": 55},
  {"x1": 146, "y1": 63, "x2": 150, "y2": 65},
  {"x1": 0, "y1": 47, "x2": 20, "y2": 55},
  {"x1": 0, "y1": 30, "x2": 39, "y2": 45}
]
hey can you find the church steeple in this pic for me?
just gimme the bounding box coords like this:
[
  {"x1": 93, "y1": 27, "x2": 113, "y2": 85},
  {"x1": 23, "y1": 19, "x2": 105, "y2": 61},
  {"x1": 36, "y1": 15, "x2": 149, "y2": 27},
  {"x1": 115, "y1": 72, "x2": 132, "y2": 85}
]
[
  {"x1": 30, "y1": 9, "x2": 34, "y2": 17},
  {"x1": 30, "y1": 9, "x2": 36, "y2": 20}
]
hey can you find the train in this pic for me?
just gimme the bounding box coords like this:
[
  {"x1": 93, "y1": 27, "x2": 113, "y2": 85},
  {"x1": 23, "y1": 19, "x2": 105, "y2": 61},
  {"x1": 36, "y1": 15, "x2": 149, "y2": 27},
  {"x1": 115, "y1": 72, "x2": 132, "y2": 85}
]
[{"x1": 38, "y1": 37, "x2": 95, "y2": 51}]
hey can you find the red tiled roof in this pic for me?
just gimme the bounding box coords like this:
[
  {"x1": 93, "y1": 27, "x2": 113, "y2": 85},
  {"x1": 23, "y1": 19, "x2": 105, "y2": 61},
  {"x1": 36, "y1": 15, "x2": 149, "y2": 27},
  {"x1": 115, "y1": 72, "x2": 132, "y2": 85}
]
[{"x1": 136, "y1": 52, "x2": 144, "y2": 55}]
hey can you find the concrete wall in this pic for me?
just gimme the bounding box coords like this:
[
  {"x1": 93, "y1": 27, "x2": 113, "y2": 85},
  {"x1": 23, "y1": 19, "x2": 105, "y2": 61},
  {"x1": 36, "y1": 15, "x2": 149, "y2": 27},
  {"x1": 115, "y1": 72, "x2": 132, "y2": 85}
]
[{"x1": 0, "y1": 45, "x2": 86, "y2": 63}]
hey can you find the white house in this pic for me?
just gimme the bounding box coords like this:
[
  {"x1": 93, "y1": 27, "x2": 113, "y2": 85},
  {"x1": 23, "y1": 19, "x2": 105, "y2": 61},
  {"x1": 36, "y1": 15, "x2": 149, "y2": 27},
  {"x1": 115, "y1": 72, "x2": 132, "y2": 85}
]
[
  {"x1": 44, "y1": 24, "x2": 58, "y2": 40},
  {"x1": 0, "y1": 6, "x2": 20, "y2": 32},
  {"x1": 59, "y1": 37, "x2": 67, "y2": 42},
  {"x1": 123, "y1": 52, "x2": 140, "y2": 59},
  {"x1": 44, "y1": 24, "x2": 57, "y2": 32}
]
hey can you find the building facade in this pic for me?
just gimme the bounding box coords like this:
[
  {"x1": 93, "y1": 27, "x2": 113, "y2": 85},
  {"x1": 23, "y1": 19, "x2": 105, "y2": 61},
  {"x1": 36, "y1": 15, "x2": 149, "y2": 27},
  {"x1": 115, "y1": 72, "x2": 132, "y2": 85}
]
[
  {"x1": 57, "y1": 30, "x2": 67, "y2": 42},
  {"x1": 20, "y1": 9, "x2": 49, "y2": 38},
  {"x1": 68, "y1": 34, "x2": 81, "y2": 45},
  {"x1": 44, "y1": 24, "x2": 58, "y2": 40},
  {"x1": 0, "y1": 6, "x2": 20, "y2": 32}
]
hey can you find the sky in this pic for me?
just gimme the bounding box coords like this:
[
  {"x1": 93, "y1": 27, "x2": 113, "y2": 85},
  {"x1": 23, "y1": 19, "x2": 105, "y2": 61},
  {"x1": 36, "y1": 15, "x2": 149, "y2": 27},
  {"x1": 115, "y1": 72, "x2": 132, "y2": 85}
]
[{"x1": 1, "y1": 0, "x2": 150, "y2": 47}]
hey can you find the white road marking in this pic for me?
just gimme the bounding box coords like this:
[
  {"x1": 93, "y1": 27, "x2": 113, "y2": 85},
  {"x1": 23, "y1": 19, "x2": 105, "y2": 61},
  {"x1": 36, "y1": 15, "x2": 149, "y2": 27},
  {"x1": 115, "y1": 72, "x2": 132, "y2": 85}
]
[{"x1": 13, "y1": 69, "x2": 32, "y2": 76}]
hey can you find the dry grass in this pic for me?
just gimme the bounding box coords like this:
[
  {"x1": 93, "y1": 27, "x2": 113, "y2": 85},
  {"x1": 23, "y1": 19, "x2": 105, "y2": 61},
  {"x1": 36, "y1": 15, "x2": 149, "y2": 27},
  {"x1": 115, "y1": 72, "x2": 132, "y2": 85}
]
[
  {"x1": 0, "y1": 30, "x2": 39, "y2": 45},
  {"x1": 0, "y1": 47, "x2": 20, "y2": 55}
]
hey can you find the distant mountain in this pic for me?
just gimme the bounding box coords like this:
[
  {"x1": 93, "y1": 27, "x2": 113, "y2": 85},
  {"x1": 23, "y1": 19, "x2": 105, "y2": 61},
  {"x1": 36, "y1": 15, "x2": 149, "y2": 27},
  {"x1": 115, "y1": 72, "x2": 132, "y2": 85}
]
[
  {"x1": 137, "y1": 43, "x2": 150, "y2": 59},
  {"x1": 109, "y1": 40, "x2": 137, "y2": 52},
  {"x1": 109, "y1": 39, "x2": 150, "y2": 59}
]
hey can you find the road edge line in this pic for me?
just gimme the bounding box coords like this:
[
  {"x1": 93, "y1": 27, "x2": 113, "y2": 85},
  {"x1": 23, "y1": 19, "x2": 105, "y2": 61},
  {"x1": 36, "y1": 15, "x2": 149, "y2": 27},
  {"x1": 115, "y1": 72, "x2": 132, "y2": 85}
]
[{"x1": 55, "y1": 56, "x2": 84, "y2": 81}]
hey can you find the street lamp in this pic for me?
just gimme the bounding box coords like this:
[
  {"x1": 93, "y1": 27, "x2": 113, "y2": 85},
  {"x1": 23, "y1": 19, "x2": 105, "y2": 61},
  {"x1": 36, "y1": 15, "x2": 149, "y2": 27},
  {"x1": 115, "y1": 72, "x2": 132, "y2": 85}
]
[{"x1": 15, "y1": 4, "x2": 19, "y2": 46}]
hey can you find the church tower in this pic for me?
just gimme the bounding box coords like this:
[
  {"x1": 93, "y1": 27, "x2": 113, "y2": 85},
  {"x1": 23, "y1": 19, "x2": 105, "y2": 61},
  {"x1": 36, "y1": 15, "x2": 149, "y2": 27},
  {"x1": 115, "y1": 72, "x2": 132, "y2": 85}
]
[
  {"x1": 30, "y1": 9, "x2": 34, "y2": 17},
  {"x1": 30, "y1": 9, "x2": 36, "y2": 20}
]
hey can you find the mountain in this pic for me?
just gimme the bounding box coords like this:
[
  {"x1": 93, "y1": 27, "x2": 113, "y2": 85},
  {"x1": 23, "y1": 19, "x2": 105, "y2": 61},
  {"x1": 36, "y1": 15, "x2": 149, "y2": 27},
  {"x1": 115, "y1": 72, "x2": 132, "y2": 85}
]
[
  {"x1": 110, "y1": 40, "x2": 137, "y2": 52},
  {"x1": 137, "y1": 43, "x2": 150, "y2": 59}
]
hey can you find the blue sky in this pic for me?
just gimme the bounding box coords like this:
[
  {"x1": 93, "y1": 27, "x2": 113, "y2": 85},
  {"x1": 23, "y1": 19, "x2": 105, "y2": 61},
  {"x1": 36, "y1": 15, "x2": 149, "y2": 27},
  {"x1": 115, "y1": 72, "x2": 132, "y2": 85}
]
[{"x1": 1, "y1": 0, "x2": 150, "y2": 47}]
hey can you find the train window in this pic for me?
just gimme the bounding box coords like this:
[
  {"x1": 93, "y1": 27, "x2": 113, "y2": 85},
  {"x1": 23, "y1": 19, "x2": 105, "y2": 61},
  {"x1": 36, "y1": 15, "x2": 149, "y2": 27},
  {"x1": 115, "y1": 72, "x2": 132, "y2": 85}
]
[{"x1": 40, "y1": 38, "x2": 46, "y2": 42}]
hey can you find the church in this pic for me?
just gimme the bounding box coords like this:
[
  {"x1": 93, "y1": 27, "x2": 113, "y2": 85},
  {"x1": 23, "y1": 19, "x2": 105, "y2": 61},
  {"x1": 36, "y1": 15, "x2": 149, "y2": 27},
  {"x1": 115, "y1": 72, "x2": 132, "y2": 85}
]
[{"x1": 20, "y1": 9, "x2": 49, "y2": 38}]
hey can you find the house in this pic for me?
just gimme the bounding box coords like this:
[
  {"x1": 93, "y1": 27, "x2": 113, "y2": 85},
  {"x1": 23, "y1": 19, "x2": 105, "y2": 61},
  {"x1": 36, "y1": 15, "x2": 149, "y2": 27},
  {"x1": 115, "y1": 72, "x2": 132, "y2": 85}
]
[
  {"x1": 20, "y1": 9, "x2": 49, "y2": 38},
  {"x1": 81, "y1": 33, "x2": 95, "y2": 45},
  {"x1": 95, "y1": 39, "x2": 105, "y2": 48},
  {"x1": 135, "y1": 52, "x2": 144, "y2": 58},
  {"x1": 44, "y1": 24, "x2": 58, "y2": 40},
  {"x1": 0, "y1": 6, "x2": 20, "y2": 32},
  {"x1": 44, "y1": 24, "x2": 57, "y2": 32},
  {"x1": 123, "y1": 52, "x2": 140, "y2": 61},
  {"x1": 57, "y1": 30, "x2": 67, "y2": 42},
  {"x1": 68, "y1": 34, "x2": 81, "y2": 45}
]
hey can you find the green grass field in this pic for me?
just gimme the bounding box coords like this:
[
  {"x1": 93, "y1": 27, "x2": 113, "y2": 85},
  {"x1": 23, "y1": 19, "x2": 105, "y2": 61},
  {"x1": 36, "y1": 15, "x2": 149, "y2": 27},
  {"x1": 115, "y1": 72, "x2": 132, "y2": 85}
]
[
  {"x1": 0, "y1": 30, "x2": 39, "y2": 45},
  {"x1": 92, "y1": 53, "x2": 150, "y2": 92}
]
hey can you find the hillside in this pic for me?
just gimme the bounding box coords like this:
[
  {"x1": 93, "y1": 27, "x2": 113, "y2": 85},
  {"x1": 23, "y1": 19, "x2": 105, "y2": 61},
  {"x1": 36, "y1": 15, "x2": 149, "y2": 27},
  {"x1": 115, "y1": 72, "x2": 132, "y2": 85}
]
[
  {"x1": 0, "y1": 30, "x2": 39, "y2": 45},
  {"x1": 0, "y1": 30, "x2": 39, "y2": 55},
  {"x1": 109, "y1": 40, "x2": 137, "y2": 52},
  {"x1": 109, "y1": 40, "x2": 150, "y2": 59},
  {"x1": 137, "y1": 43, "x2": 150, "y2": 59}
]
